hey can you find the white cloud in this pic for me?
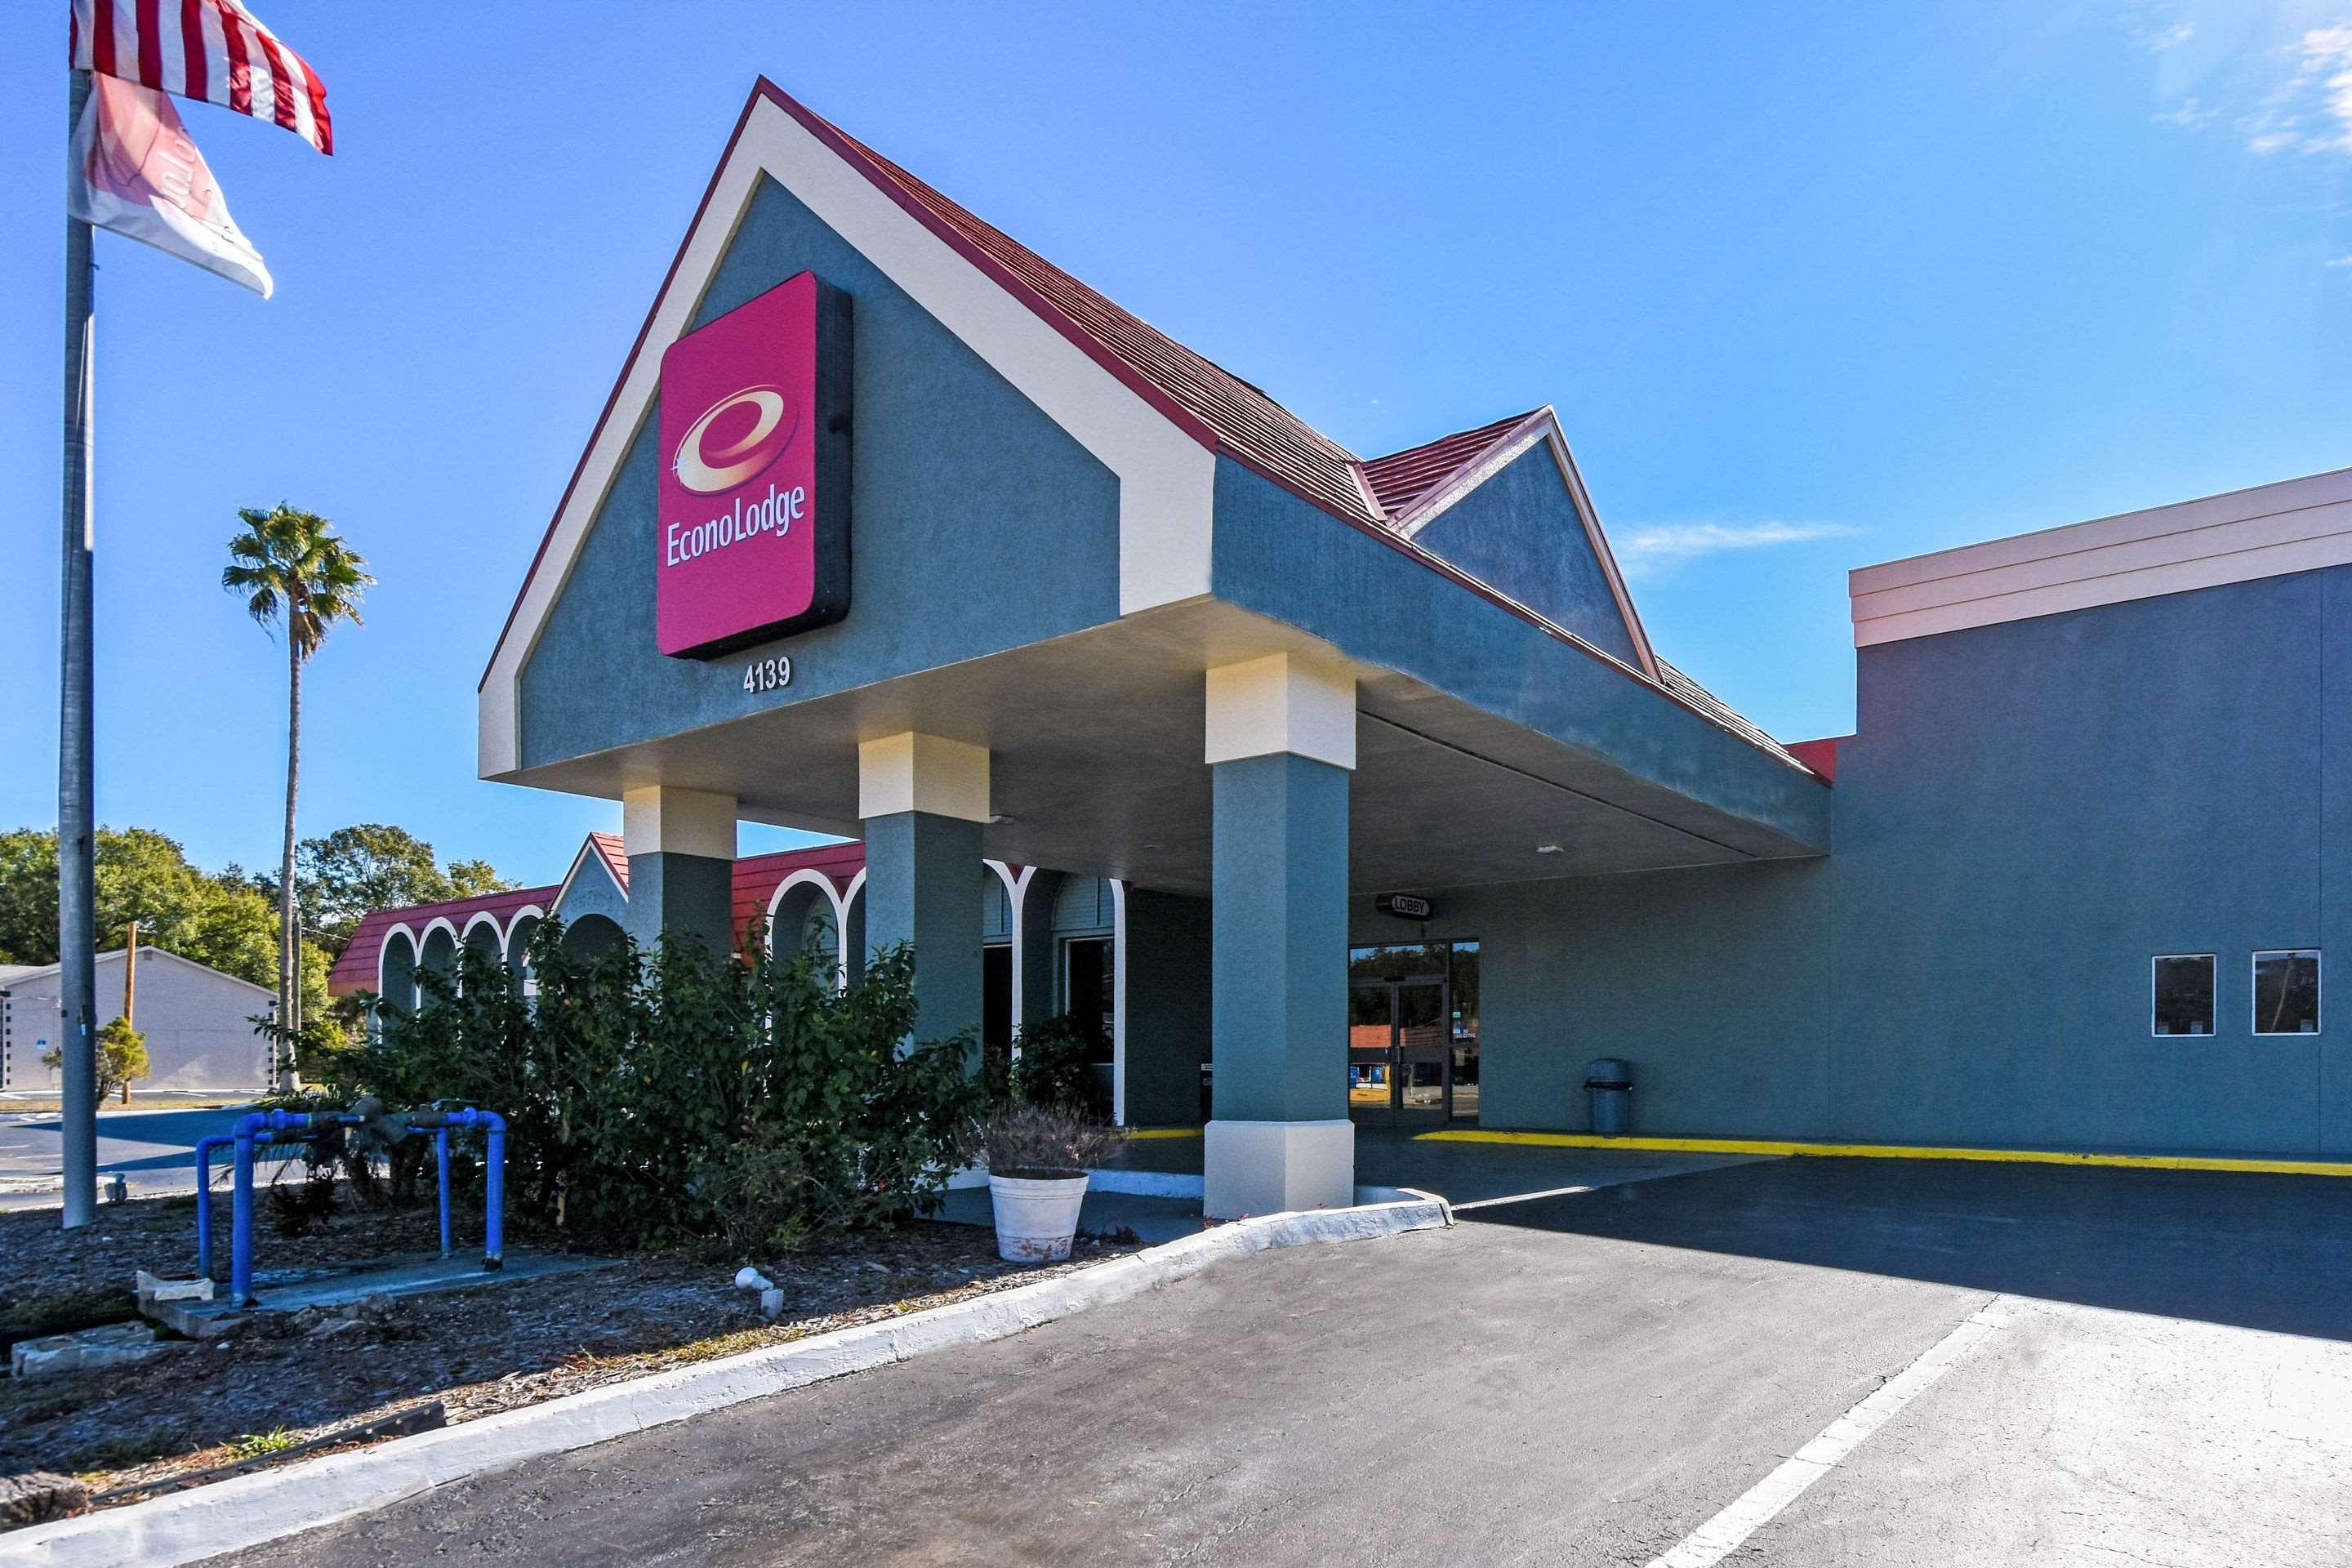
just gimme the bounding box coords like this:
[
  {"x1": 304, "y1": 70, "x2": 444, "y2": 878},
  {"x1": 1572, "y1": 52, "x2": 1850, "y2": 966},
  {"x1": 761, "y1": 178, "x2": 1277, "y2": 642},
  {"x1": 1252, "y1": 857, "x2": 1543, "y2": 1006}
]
[
  {"x1": 2230, "y1": 22, "x2": 2352, "y2": 156},
  {"x1": 1612, "y1": 520, "x2": 1863, "y2": 581},
  {"x1": 2154, "y1": 97, "x2": 2217, "y2": 129},
  {"x1": 2148, "y1": 21, "x2": 2195, "y2": 51},
  {"x1": 2328, "y1": 253, "x2": 2352, "y2": 266}
]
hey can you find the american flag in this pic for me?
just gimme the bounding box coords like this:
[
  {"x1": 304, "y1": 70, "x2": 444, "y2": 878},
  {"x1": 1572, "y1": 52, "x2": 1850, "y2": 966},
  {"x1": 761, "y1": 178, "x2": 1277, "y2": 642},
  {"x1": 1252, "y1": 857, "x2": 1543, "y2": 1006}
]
[{"x1": 69, "y1": 0, "x2": 331, "y2": 155}]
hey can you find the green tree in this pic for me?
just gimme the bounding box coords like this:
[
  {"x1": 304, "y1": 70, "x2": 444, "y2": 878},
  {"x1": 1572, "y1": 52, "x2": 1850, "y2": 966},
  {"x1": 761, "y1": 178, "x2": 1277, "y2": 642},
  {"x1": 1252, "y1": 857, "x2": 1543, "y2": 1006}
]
[
  {"x1": 0, "y1": 826, "x2": 332, "y2": 1020},
  {"x1": 223, "y1": 505, "x2": 373, "y2": 1089},
  {"x1": 46, "y1": 1016, "x2": 148, "y2": 1099},
  {"x1": 293, "y1": 825, "x2": 514, "y2": 953}
]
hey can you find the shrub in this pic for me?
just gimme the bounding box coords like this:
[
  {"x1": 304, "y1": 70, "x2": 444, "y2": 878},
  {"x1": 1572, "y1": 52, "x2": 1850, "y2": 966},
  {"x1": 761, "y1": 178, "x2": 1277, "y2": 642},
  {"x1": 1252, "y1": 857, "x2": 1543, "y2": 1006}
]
[
  {"x1": 960, "y1": 1101, "x2": 1129, "y2": 1179},
  {"x1": 1006, "y1": 1013, "x2": 1110, "y2": 1118},
  {"x1": 335, "y1": 924, "x2": 984, "y2": 1254},
  {"x1": 42, "y1": 1016, "x2": 148, "y2": 1098}
]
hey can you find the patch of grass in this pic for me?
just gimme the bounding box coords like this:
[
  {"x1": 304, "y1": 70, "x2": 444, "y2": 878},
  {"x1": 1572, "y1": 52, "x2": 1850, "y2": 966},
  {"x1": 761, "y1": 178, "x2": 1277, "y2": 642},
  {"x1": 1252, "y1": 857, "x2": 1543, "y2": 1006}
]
[
  {"x1": 221, "y1": 1428, "x2": 300, "y2": 1461},
  {"x1": 69, "y1": 1423, "x2": 194, "y2": 1476},
  {"x1": 1, "y1": 1284, "x2": 138, "y2": 1336}
]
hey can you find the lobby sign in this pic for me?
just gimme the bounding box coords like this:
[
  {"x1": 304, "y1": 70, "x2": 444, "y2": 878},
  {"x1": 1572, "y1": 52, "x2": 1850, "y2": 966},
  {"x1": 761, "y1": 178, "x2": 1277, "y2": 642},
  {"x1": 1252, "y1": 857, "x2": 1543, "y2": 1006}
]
[
  {"x1": 657, "y1": 270, "x2": 852, "y2": 659},
  {"x1": 1377, "y1": 893, "x2": 1435, "y2": 921}
]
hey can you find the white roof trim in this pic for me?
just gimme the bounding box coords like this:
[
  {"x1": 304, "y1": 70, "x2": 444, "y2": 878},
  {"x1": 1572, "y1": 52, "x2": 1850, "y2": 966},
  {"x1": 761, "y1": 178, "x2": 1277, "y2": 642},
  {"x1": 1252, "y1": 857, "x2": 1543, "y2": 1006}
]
[
  {"x1": 1851, "y1": 466, "x2": 2352, "y2": 648},
  {"x1": 549, "y1": 835, "x2": 628, "y2": 920},
  {"x1": 1390, "y1": 408, "x2": 1657, "y2": 680},
  {"x1": 478, "y1": 87, "x2": 1215, "y2": 780}
]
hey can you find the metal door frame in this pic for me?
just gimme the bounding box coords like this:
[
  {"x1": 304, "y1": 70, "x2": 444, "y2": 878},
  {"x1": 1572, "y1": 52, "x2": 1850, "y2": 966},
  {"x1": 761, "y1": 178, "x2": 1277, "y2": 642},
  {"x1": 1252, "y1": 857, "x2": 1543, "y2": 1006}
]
[{"x1": 1348, "y1": 971, "x2": 1451, "y2": 1125}]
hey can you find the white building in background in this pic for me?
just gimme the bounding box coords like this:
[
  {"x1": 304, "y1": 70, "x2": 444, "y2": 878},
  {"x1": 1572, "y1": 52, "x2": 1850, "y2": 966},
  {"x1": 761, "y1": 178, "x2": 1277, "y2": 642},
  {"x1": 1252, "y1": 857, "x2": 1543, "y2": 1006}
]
[{"x1": 0, "y1": 947, "x2": 273, "y2": 1096}]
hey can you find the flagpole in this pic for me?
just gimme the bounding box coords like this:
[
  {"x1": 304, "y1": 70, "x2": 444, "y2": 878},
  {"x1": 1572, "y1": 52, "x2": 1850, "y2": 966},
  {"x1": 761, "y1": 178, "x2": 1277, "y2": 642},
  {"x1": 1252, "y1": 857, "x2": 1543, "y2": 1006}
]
[{"x1": 59, "y1": 65, "x2": 99, "y2": 1231}]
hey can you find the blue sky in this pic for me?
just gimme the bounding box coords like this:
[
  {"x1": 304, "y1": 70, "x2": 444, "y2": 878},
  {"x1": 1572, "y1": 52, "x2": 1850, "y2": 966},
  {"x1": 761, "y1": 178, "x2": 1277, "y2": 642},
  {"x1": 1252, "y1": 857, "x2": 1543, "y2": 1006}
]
[{"x1": 3, "y1": 1, "x2": 2348, "y2": 885}]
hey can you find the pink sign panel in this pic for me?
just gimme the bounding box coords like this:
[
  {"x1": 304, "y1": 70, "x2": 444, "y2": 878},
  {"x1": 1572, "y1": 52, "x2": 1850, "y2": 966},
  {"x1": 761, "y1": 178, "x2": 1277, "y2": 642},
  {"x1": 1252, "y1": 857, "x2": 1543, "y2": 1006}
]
[{"x1": 657, "y1": 271, "x2": 851, "y2": 658}]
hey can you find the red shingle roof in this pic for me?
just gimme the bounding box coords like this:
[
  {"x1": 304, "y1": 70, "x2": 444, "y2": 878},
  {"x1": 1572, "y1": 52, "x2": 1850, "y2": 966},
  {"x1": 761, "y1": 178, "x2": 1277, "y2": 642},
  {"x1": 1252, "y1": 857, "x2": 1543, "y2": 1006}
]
[
  {"x1": 327, "y1": 884, "x2": 558, "y2": 995},
  {"x1": 1361, "y1": 411, "x2": 1543, "y2": 520},
  {"x1": 586, "y1": 831, "x2": 628, "y2": 893},
  {"x1": 790, "y1": 99, "x2": 1384, "y2": 528}
]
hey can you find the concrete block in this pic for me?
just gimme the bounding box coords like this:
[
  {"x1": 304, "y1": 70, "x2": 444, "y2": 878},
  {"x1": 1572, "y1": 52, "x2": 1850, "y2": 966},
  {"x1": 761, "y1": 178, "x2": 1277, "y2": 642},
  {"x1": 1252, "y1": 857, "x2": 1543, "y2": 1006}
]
[
  {"x1": 759, "y1": 1288, "x2": 786, "y2": 1320},
  {"x1": 135, "y1": 1271, "x2": 215, "y2": 1304},
  {"x1": 10, "y1": 1322, "x2": 161, "y2": 1379}
]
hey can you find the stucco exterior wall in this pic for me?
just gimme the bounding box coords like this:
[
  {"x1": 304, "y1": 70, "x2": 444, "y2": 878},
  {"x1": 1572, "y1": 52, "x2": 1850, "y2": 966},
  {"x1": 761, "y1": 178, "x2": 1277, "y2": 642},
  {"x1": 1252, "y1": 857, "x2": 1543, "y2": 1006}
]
[
  {"x1": 2, "y1": 951, "x2": 270, "y2": 1095},
  {"x1": 1376, "y1": 565, "x2": 2348, "y2": 1156},
  {"x1": 1410, "y1": 443, "x2": 1642, "y2": 666},
  {"x1": 516, "y1": 175, "x2": 1121, "y2": 770}
]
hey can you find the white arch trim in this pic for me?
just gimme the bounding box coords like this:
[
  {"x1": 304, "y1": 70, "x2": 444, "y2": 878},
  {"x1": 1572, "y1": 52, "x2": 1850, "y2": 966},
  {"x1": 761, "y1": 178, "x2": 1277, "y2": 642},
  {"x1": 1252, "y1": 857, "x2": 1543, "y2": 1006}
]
[
  {"x1": 1007, "y1": 864, "x2": 1039, "y2": 1043},
  {"x1": 377, "y1": 922, "x2": 421, "y2": 1007},
  {"x1": 764, "y1": 869, "x2": 851, "y2": 989},
  {"x1": 461, "y1": 910, "x2": 506, "y2": 946},
  {"x1": 839, "y1": 867, "x2": 867, "y2": 991},
  {"x1": 418, "y1": 916, "x2": 461, "y2": 953}
]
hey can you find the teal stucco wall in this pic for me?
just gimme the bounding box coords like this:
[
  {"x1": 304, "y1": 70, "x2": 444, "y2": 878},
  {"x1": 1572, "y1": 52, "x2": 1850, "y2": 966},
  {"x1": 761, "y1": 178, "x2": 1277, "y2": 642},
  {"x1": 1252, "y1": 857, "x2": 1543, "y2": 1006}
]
[
  {"x1": 517, "y1": 176, "x2": 1121, "y2": 770},
  {"x1": 1410, "y1": 443, "x2": 1642, "y2": 666},
  {"x1": 1363, "y1": 565, "x2": 2350, "y2": 1156}
]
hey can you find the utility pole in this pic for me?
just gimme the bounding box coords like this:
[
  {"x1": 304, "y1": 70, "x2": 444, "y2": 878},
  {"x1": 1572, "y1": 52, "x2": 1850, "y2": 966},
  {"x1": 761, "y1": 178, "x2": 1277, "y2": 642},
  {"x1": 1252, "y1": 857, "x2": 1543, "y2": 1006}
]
[{"x1": 59, "y1": 65, "x2": 98, "y2": 1229}]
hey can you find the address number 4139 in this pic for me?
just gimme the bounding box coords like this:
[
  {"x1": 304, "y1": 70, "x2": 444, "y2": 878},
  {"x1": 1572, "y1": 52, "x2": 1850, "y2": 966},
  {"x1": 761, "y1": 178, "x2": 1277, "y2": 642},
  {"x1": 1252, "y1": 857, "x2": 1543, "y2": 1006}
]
[{"x1": 742, "y1": 656, "x2": 792, "y2": 693}]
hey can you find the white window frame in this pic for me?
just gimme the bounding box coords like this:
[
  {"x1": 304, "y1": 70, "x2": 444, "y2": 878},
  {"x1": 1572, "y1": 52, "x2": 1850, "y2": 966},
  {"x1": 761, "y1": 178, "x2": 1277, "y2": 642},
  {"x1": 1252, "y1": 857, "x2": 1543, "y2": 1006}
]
[
  {"x1": 2251, "y1": 948, "x2": 2323, "y2": 1037},
  {"x1": 2149, "y1": 953, "x2": 2216, "y2": 1038}
]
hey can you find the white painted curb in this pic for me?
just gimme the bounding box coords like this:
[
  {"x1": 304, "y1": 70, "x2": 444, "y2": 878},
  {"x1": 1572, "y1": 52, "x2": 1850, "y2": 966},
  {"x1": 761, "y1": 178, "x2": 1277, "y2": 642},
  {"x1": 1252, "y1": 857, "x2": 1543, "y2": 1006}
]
[{"x1": 1, "y1": 1197, "x2": 1450, "y2": 1567}]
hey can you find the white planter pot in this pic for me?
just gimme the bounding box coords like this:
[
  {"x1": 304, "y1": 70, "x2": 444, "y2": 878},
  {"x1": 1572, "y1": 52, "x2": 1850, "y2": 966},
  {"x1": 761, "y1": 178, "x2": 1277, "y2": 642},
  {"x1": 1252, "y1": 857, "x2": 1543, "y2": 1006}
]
[{"x1": 988, "y1": 1171, "x2": 1089, "y2": 1263}]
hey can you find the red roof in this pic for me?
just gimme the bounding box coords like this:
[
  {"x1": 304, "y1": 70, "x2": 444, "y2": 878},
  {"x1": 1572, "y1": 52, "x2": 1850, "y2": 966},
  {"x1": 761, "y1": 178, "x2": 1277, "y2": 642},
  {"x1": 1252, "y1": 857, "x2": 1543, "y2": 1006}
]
[
  {"x1": 729, "y1": 841, "x2": 866, "y2": 956},
  {"x1": 327, "y1": 884, "x2": 558, "y2": 995},
  {"x1": 811, "y1": 107, "x2": 1383, "y2": 528},
  {"x1": 1361, "y1": 411, "x2": 1543, "y2": 519},
  {"x1": 586, "y1": 831, "x2": 629, "y2": 893},
  {"x1": 329, "y1": 838, "x2": 876, "y2": 994}
]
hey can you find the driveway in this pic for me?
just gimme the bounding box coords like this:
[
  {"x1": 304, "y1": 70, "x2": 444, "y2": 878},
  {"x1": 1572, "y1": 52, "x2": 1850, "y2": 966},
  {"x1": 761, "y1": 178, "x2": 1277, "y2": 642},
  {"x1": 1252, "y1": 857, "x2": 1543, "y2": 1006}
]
[
  {"x1": 0, "y1": 1105, "x2": 259, "y2": 1211},
  {"x1": 208, "y1": 1157, "x2": 2352, "y2": 1566}
]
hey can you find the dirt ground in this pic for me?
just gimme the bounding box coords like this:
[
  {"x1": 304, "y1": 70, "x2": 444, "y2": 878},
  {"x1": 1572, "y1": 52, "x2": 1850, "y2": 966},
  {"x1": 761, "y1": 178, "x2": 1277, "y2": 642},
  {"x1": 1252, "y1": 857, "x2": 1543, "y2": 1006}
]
[{"x1": 0, "y1": 1186, "x2": 1143, "y2": 1509}]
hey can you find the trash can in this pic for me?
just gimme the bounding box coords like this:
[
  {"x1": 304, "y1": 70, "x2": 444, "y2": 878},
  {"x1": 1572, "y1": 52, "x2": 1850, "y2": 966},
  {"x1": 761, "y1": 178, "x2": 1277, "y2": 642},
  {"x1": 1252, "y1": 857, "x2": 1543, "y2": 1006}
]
[{"x1": 1584, "y1": 1058, "x2": 1633, "y2": 1135}]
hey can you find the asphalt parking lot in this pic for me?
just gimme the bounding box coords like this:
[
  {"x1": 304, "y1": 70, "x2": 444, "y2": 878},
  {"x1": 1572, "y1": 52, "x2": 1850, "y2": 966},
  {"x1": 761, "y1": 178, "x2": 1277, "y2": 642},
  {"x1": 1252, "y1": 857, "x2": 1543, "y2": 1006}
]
[{"x1": 212, "y1": 1156, "x2": 2352, "y2": 1567}]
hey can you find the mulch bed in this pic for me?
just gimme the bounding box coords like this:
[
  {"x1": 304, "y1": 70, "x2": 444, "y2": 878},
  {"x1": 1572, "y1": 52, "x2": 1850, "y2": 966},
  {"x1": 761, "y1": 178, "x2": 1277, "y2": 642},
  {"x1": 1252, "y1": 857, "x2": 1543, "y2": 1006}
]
[{"x1": 1, "y1": 1187, "x2": 1145, "y2": 1512}]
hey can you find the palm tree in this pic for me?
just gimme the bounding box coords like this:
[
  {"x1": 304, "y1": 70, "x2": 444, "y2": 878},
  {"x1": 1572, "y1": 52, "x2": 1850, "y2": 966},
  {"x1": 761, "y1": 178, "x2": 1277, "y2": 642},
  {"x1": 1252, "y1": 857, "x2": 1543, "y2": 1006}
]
[{"x1": 223, "y1": 505, "x2": 372, "y2": 1090}]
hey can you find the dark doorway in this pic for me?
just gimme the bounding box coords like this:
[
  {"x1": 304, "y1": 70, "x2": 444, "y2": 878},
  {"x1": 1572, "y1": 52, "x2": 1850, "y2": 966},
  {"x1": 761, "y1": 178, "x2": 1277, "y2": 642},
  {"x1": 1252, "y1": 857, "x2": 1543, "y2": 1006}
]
[{"x1": 982, "y1": 944, "x2": 1012, "y2": 1058}]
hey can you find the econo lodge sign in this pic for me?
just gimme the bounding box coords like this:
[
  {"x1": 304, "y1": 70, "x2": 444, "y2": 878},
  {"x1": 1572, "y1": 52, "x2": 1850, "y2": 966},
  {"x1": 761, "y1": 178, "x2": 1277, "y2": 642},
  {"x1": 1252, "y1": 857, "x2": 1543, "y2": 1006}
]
[{"x1": 656, "y1": 270, "x2": 852, "y2": 659}]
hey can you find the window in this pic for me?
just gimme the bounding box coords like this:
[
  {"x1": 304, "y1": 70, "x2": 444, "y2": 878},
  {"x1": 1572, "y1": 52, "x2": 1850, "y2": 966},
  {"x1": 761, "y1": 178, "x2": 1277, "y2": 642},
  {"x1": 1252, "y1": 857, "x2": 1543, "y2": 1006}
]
[
  {"x1": 2252, "y1": 950, "x2": 2321, "y2": 1036},
  {"x1": 2151, "y1": 956, "x2": 2214, "y2": 1036}
]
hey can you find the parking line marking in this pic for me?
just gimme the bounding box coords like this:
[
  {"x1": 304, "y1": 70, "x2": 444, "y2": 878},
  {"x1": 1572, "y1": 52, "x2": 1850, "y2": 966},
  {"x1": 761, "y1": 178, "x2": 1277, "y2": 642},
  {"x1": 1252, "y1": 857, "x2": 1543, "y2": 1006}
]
[
  {"x1": 1449, "y1": 1184, "x2": 1595, "y2": 1210},
  {"x1": 1420, "y1": 1129, "x2": 2352, "y2": 1178},
  {"x1": 1646, "y1": 1296, "x2": 2016, "y2": 1568}
]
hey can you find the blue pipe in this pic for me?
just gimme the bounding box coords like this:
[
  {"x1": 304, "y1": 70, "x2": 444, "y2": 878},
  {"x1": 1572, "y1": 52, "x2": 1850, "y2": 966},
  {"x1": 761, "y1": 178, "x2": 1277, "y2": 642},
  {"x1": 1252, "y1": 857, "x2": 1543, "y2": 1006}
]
[
  {"x1": 196, "y1": 1129, "x2": 295, "y2": 1280},
  {"x1": 441, "y1": 1108, "x2": 506, "y2": 1267},
  {"x1": 434, "y1": 1128, "x2": 452, "y2": 1258},
  {"x1": 230, "y1": 1109, "x2": 323, "y2": 1304}
]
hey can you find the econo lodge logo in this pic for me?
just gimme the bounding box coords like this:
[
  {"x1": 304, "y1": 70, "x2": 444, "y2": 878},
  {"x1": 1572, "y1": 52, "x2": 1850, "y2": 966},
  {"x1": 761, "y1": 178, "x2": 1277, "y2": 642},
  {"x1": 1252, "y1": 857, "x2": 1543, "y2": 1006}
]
[
  {"x1": 670, "y1": 383, "x2": 799, "y2": 494},
  {"x1": 664, "y1": 383, "x2": 809, "y2": 571}
]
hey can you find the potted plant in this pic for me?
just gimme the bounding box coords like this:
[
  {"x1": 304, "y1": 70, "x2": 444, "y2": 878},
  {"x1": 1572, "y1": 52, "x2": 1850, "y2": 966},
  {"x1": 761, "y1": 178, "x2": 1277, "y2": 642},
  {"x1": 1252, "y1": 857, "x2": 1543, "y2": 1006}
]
[{"x1": 962, "y1": 1102, "x2": 1128, "y2": 1263}]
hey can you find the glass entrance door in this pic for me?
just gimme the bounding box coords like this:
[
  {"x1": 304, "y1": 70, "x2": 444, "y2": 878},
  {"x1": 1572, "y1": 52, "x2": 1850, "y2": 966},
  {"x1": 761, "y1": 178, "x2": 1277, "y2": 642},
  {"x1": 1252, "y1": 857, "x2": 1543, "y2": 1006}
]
[{"x1": 1348, "y1": 973, "x2": 1450, "y2": 1125}]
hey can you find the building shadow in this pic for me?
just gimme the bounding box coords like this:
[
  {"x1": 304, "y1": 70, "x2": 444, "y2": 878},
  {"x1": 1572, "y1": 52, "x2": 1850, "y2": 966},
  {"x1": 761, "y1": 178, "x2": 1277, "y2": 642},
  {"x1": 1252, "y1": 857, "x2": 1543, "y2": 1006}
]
[{"x1": 1459, "y1": 1154, "x2": 2352, "y2": 1343}]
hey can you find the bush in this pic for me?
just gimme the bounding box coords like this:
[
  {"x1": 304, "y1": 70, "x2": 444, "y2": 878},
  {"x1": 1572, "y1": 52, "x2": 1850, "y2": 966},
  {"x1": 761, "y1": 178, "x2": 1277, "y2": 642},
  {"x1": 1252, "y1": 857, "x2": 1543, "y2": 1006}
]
[
  {"x1": 42, "y1": 1016, "x2": 148, "y2": 1098},
  {"x1": 327, "y1": 924, "x2": 985, "y2": 1254},
  {"x1": 1005, "y1": 1013, "x2": 1110, "y2": 1118}
]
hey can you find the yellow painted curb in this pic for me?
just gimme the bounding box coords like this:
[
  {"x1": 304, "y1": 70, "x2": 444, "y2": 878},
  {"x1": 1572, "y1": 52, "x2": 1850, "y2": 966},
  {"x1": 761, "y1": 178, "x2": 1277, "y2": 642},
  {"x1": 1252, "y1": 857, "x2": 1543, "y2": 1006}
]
[
  {"x1": 1126, "y1": 1127, "x2": 1203, "y2": 1141},
  {"x1": 1414, "y1": 1128, "x2": 2352, "y2": 1178}
]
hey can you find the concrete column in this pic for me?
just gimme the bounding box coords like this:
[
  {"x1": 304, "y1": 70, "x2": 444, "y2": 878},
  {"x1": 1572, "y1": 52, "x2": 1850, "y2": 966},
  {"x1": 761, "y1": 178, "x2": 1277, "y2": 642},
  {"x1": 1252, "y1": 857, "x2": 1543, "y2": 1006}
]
[
  {"x1": 860, "y1": 733, "x2": 990, "y2": 1062},
  {"x1": 1203, "y1": 652, "x2": 1356, "y2": 1218},
  {"x1": 621, "y1": 785, "x2": 738, "y2": 956}
]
